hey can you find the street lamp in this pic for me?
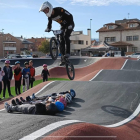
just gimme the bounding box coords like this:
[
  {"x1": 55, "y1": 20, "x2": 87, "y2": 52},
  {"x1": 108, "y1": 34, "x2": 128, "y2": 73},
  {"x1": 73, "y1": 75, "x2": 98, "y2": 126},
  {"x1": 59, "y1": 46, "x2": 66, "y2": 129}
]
[{"x1": 90, "y1": 19, "x2": 92, "y2": 39}]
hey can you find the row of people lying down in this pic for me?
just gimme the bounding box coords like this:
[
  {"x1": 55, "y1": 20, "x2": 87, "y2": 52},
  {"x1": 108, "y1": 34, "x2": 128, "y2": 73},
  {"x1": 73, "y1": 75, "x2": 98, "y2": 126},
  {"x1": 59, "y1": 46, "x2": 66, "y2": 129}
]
[{"x1": 4, "y1": 89, "x2": 76, "y2": 115}]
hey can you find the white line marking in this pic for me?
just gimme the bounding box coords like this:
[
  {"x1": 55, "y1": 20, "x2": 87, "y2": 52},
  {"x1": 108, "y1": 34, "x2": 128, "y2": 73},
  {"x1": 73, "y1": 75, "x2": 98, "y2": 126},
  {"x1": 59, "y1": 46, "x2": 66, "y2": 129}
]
[
  {"x1": 0, "y1": 109, "x2": 5, "y2": 112},
  {"x1": 103, "y1": 103, "x2": 140, "y2": 128},
  {"x1": 89, "y1": 69, "x2": 103, "y2": 81},
  {"x1": 121, "y1": 59, "x2": 128, "y2": 70},
  {"x1": 34, "y1": 81, "x2": 55, "y2": 96},
  {"x1": 20, "y1": 136, "x2": 117, "y2": 138},
  {"x1": 19, "y1": 120, "x2": 82, "y2": 140}
]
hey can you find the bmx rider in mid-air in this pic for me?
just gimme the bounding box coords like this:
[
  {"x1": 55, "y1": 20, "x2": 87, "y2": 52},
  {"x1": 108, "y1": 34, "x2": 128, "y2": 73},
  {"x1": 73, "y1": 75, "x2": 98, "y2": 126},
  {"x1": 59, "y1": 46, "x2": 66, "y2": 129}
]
[{"x1": 39, "y1": 1, "x2": 75, "y2": 65}]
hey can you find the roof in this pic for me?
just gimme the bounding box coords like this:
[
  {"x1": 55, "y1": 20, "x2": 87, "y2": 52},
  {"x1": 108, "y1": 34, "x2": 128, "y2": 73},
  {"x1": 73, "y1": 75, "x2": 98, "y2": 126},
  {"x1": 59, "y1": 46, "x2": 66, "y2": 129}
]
[
  {"x1": 105, "y1": 23, "x2": 120, "y2": 26},
  {"x1": 96, "y1": 19, "x2": 140, "y2": 32},
  {"x1": 110, "y1": 41, "x2": 133, "y2": 46},
  {"x1": 16, "y1": 37, "x2": 33, "y2": 44},
  {"x1": 115, "y1": 18, "x2": 140, "y2": 24}
]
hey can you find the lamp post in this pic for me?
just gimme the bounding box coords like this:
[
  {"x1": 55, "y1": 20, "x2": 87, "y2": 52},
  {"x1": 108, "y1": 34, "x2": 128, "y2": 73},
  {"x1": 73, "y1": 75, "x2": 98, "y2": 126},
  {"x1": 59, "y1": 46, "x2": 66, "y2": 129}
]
[{"x1": 90, "y1": 19, "x2": 92, "y2": 40}]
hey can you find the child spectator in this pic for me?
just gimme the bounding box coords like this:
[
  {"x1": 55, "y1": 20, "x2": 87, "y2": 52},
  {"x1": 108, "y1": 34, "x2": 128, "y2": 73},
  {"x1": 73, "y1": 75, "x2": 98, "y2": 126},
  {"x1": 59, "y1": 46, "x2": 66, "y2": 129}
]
[
  {"x1": 14, "y1": 61, "x2": 22, "y2": 95},
  {"x1": 41, "y1": 64, "x2": 50, "y2": 82},
  {"x1": 22, "y1": 62, "x2": 30, "y2": 92},
  {"x1": 28, "y1": 60, "x2": 35, "y2": 88},
  {"x1": 0, "y1": 67, "x2": 5, "y2": 100},
  {"x1": 2, "y1": 60, "x2": 13, "y2": 99}
]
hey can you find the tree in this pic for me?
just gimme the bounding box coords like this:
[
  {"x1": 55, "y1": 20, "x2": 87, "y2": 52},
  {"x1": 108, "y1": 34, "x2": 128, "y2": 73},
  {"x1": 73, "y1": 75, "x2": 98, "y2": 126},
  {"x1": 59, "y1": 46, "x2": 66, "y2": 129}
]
[{"x1": 38, "y1": 40, "x2": 50, "y2": 53}]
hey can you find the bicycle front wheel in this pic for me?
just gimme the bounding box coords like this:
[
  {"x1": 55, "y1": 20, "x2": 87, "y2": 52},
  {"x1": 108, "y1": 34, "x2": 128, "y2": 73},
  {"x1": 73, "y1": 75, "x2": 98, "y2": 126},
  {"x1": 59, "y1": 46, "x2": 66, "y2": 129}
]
[
  {"x1": 50, "y1": 37, "x2": 58, "y2": 60},
  {"x1": 66, "y1": 62, "x2": 75, "y2": 80}
]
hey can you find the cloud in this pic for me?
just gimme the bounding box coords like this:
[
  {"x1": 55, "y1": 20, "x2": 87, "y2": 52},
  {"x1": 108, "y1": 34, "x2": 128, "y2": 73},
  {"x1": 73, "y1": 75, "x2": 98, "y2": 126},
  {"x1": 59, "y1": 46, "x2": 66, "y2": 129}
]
[
  {"x1": 0, "y1": 2, "x2": 34, "y2": 9},
  {"x1": 56, "y1": 0, "x2": 140, "y2": 6}
]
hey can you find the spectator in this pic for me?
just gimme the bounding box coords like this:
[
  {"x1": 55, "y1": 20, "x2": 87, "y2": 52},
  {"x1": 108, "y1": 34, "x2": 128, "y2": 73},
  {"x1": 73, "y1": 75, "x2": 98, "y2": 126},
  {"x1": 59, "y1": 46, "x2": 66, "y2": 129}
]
[
  {"x1": 14, "y1": 61, "x2": 22, "y2": 95},
  {"x1": 22, "y1": 62, "x2": 30, "y2": 92},
  {"x1": 2, "y1": 60, "x2": 13, "y2": 99},
  {"x1": 0, "y1": 67, "x2": 5, "y2": 100},
  {"x1": 41, "y1": 64, "x2": 50, "y2": 82},
  {"x1": 29, "y1": 60, "x2": 35, "y2": 88}
]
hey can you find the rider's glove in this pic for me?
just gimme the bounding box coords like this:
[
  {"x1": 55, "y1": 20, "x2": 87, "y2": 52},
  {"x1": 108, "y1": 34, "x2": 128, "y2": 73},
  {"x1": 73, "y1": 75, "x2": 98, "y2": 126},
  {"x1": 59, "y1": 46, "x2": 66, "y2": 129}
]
[
  {"x1": 68, "y1": 25, "x2": 73, "y2": 30},
  {"x1": 45, "y1": 28, "x2": 51, "y2": 32}
]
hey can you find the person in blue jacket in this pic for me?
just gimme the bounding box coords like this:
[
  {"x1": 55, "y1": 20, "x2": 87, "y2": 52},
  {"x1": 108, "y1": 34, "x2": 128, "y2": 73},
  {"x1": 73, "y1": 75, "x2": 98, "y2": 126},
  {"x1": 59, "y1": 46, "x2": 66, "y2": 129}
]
[
  {"x1": 2, "y1": 60, "x2": 13, "y2": 99},
  {"x1": 22, "y1": 62, "x2": 30, "y2": 92}
]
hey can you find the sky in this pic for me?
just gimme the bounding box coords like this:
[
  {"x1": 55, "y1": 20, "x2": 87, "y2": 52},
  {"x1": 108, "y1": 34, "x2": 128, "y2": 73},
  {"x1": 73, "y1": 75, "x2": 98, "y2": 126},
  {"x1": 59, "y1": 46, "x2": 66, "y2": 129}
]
[{"x1": 0, "y1": 0, "x2": 140, "y2": 39}]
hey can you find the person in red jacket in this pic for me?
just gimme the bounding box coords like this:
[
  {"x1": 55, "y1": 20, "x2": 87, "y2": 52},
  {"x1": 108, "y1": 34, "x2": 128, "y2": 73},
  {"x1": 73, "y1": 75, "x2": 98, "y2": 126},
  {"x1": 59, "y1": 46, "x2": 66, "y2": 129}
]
[
  {"x1": 29, "y1": 60, "x2": 35, "y2": 88},
  {"x1": 14, "y1": 61, "x2": 22, "y2": 95}
]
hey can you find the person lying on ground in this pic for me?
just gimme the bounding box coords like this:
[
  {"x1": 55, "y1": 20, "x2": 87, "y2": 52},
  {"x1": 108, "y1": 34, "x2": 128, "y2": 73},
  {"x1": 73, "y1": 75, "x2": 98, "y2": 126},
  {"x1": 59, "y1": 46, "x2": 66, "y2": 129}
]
[{"x1": 5, "y1": 101, "x2": 57, "y2": 115}]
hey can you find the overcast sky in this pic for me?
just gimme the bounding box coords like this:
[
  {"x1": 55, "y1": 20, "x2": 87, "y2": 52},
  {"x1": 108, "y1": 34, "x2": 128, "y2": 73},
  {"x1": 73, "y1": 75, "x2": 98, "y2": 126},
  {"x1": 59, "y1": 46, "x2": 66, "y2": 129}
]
[{"x1": 0, "y1": 0, "x2": 140, "y2": 39}]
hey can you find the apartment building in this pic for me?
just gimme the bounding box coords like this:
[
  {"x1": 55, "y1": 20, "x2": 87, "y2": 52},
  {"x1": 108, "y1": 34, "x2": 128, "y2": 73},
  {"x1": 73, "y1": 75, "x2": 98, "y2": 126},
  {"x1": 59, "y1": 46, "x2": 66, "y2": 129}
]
[
  {"x1": 0, "y1": 33, "x2": 33, "y2": 58},
  {"x1": 96, "y1": 18, "x2": 140, "y2": 53},
  {"x1": 70, "y1": 29, "x2": 91, "y2": 54}
]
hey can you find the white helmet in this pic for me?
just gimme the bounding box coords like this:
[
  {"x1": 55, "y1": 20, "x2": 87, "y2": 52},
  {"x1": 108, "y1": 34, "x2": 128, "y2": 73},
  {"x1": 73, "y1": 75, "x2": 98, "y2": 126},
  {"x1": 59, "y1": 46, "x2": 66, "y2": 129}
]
[
  {"x1": 39, "y1": 1, "x2": 53, "y2": 17},
  {"x1": 65, "y1": 93, "x2": 72, "y2": 103}
]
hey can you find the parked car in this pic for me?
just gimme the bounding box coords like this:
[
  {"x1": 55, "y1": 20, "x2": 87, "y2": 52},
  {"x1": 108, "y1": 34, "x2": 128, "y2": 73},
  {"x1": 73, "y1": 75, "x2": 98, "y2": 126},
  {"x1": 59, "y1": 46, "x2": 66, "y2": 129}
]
[
  {"x1": 21, "y1": 55, "x2": 33, "y2": 58},
  {"x1": 126, "y1": 53, "x2": 140, "y2": 58},
  {"x1": 7, "y1": 54, "x2": 22, "y2": 59}
]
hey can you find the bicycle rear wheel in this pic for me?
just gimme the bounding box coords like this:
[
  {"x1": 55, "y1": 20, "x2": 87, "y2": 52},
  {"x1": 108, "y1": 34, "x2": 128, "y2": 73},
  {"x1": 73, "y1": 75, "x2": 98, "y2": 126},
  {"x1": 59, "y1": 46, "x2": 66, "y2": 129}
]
[
  {"x1": 66, "y1": 62, "x2": 75, "y2": 80},
  {"x1": 50, "y1": 37, "x2": 58, "y2": 60}
]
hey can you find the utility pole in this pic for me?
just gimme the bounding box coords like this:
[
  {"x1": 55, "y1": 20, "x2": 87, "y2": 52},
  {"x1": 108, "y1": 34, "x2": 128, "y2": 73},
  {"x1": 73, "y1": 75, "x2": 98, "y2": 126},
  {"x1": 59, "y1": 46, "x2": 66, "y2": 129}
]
[
  {"x1": 128, "y1": 13, "x2": 130, "y2": 19},
  {"x1": 90, "y1": 19, "x2": 92, "y2": 42}
]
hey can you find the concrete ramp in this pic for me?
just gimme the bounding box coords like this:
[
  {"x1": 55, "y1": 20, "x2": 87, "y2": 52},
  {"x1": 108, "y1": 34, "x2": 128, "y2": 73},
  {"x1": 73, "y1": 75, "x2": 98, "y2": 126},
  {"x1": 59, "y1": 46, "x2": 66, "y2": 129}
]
[
  {"x1": 36, "y1": 81, "x2": 140, "y2": 125},
  {"x1": 0, "y1": 57, "x2": 101, "y2": 68},
  {"x1": 92, "y1": 70, "x2": 140, "y2": 82},
  {"x1": 123, "y1": 60, "x2": 140, "y2": 70}
]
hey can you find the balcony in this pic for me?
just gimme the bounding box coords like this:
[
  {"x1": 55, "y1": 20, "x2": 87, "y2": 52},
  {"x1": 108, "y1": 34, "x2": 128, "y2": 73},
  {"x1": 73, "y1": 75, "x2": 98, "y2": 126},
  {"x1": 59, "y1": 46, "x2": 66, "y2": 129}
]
[{"x1": 4, "y1": 47, "x2": 16, "y2": 51}]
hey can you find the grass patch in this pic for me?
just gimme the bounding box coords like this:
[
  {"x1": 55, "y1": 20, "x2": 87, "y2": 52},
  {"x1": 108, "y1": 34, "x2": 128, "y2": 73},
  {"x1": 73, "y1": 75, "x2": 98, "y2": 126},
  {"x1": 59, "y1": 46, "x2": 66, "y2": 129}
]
[{"x1": 0, "y1": 78, "x2": 69, "y2": 99}]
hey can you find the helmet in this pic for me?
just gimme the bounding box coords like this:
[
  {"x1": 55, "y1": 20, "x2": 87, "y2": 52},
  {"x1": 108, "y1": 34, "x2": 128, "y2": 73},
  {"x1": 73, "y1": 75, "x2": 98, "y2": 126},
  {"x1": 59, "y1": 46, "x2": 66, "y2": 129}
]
[
  {"x1": 15, "y1": 61, "x2": 20, "y2": 65},
  {"x1": 5, "y1": 60, "x2": 10, "y2": 64},
  {"x1": 24, "y1": 62, "x2": 29, "y2": 65},
  {"x1": 65, "y1": 93, "x2": 72, "y2": 103},
  {"x1": 59, "y1": 96, "x2": 67, "y2": 107},
  {"x1": 70, "y1": 89, "x2": 76, "y2": 99},
  {"x1": 55, "y1": 101, "x2": 64, "y2": 112},
  {"x1": 39, "y1": 1, "x2": 53, "y2": 17},
  {"x1": 43, "y1": 64, "x2": 47, "y2": 67}
]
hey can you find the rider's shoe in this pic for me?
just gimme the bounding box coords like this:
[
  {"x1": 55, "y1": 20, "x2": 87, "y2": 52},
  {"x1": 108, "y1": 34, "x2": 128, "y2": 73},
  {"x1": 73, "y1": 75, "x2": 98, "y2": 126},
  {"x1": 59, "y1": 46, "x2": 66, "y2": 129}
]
[
  {"x1": 59, "y1": 56, "x2": 65, "y2": 66},
  {"x1": 59, "y1": 61, "x2": 65, "y2": 66}
]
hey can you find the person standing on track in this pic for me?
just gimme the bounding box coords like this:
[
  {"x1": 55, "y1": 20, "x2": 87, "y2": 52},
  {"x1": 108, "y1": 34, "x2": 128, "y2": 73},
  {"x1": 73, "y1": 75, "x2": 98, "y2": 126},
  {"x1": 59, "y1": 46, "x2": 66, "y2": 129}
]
[
  {"x1": 2, "y1": 60, "x2": 13, "y2": 99},
  {"x1": 0, "y1": 67, "x2": 5, "y2": 100},
  {"x1": 14, "y1": 61, "x2": 22, "y2": 95},
  {"x1": 22, "y1": 62, "x2": 30, "y2": 92},
  {"x1": 39, "y1": 1, "x2": 75, "y2": 65},
  {"x1": 41, "y1": 64, "x2": 50, "y2": 82},
  {"x1": 29, "y1": 60, "x2": 35, "y2": 88}
]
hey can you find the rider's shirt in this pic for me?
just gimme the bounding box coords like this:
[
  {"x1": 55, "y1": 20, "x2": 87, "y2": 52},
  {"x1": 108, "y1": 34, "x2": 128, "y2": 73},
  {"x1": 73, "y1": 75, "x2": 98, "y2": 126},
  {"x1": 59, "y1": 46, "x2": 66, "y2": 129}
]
[{"x1": 47, "y1": 7, "x2": 74, "y2": 29}]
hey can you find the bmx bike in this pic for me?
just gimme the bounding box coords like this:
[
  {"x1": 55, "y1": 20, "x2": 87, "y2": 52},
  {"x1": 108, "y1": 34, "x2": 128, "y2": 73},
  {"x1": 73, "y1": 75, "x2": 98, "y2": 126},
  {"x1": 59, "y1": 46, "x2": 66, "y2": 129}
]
[{"x1": 49, "y1": 29, "x2": 75, "y2": 80}]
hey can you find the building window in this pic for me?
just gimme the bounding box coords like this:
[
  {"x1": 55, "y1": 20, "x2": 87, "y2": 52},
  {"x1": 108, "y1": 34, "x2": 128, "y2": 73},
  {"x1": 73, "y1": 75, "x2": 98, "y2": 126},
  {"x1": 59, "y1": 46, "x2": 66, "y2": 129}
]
[
  {"x1": 105, "y1": 37, "x2": 110, "y2": 42},
  {"x1": 86, "y1": 41, "x2": 88, "y2": 45},
  {"x1": 132, "y1": 47, "x2": 137, "y2": 52},
  {"x1": 110, "y1": 37, "x2": 116, "y2": 42},
  {"x1": 78, "y1": 40, "x2": 84, "y2": 44},
  {"x1": 108, "y1": 25, "x2": 114, "y2": 29},
  {"x1": 126, "y1": 36, "x2": 132, "y2": 41},
  {"x1": 129, "y1": 24, "x2": 135, "y2": 28},
  {"x1": 133, "y1": 35, "x2": 139, "y2": 41}
]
